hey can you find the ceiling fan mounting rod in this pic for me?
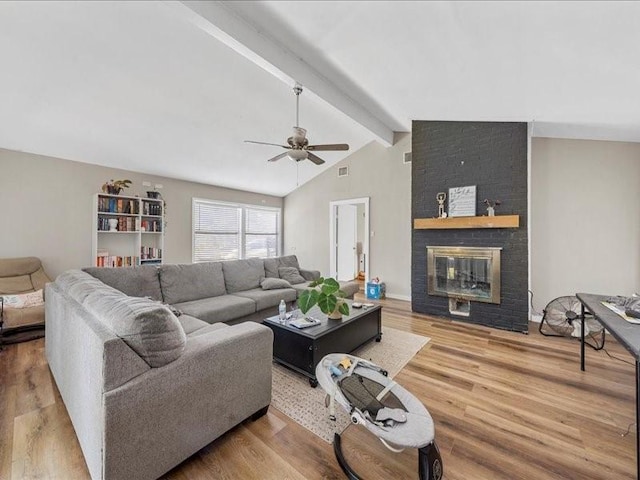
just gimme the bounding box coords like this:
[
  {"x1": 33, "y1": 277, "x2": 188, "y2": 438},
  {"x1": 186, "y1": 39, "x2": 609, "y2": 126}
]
[{"x1": 293, "y1": 83, "x2": 302, "y2": 127}]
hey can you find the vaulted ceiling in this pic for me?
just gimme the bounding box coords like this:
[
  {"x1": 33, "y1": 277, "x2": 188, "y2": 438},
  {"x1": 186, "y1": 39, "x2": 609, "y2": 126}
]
[{"x1": 1, "y1": 1, "x2": 638, "y2": 196}]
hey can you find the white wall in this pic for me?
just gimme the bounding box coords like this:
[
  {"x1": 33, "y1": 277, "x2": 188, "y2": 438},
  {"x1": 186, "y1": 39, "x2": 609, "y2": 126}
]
[
  {"x1": 0, "y1": 148, "x2": 282, "y2": 278},
  {"x1": 284, "y1": 134, "x2": 412, "y2": 299},
  {"x1": 530, "y1": 138, "x2": 640, "y2": 312}
]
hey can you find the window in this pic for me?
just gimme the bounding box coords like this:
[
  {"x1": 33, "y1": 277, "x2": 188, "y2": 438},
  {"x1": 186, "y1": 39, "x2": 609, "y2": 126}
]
[{"x1": 193, "y1": 199, "x2": 281, "y2": 262}]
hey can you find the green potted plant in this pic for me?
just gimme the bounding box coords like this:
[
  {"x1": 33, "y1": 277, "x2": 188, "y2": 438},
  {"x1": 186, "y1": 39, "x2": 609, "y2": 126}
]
[
  {"x1": 102, "y1": 179, "x2": 132, "y2": 195},
  {"x1": 298, "y1": 277, "x2": 350, "y2": 319}
]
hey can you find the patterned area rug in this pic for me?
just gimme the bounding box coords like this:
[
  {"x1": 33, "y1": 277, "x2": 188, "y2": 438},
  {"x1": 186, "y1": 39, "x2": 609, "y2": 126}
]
[{"x1": 271, "y1": 327, "x2": 430, "y2": 443}]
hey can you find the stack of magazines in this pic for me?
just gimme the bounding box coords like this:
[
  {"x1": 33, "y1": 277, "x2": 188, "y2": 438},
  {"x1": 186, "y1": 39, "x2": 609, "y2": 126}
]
[{"x1": 290, "y1": 317, "x2": 321, "y2": 329}]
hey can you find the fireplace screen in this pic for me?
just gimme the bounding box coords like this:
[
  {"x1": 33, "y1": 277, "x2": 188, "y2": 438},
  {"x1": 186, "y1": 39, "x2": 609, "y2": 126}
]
[{"x1": 427, "y1": 246, "x2": 501, "y2": 304}]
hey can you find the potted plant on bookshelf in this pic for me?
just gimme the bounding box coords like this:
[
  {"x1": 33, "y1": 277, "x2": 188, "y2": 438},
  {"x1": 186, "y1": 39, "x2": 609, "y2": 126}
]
[
  {"x1": 102, "y1": 179, "x2": 132, "y2": 195},
  {"x1": 298, "y1": 277, "x2": 350, "y2": 320}
]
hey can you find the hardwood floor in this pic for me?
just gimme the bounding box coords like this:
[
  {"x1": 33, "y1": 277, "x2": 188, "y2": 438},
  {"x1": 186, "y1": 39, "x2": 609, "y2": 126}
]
[{"x1": 1, "y1": 295, "x2": 636, "y2": 479}]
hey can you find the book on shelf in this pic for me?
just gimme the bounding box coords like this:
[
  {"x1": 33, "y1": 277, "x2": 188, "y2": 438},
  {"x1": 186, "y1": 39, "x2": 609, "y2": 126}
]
[
  {"x1": 140, "y1": 246, "x2": 162, "y2": 261},
  {"x1": 141, "y1": 219, "x2": 162, "y2": 232},
  {"x1": 96, "y1": 255, "x2": 139, "y2": 268}
]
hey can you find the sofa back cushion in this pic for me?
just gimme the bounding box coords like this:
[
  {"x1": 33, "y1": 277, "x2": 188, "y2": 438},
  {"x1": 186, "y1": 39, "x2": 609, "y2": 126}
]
[
  {"x1": 222, "y1": 258, "x2": 266, "y2": 293},
  {"x1": 57, "y1": 270, "x2": 186, "y2": 367},
  {"x1": 263, "y1": 255, "x2": 300, "y2": 278},
  {"x1": 83, "y1": 266, "x2": 164, "y2": 302},
  {"x1": 159, "y1": 262, "x2": 226, "y2": 305},
  {"x1": 278, "y1": 267, "x2": 306, "y2": 285},
  {"x1": 95, "y1": 295, "x2": 186, "y2": 368},
  {"x1": 0, "y1": 274, "x2": 34, "y2": 294}
]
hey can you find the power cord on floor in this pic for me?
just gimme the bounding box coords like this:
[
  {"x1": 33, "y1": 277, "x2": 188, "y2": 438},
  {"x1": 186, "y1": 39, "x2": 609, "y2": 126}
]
[
  {"x1": 621, "y1": 421, "x2": 636, "y2": 437},
  {"x1": 528, "y1": 289, "x2": 543, "y2": 317},
  {"x1": 602, "y1": 347, "x2": 635, "y2": 366}
]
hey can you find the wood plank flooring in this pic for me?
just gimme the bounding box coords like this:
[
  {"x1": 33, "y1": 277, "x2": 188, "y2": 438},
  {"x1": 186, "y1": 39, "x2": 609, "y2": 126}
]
[{"x1": 0, "y1": 294, "x2": 636, "y2": 479}]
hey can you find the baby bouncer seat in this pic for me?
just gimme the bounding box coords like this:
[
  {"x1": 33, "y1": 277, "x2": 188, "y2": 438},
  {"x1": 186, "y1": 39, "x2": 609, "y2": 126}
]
[{"x1": 316, "y1": 353, "x2": 443, "y2": 480}]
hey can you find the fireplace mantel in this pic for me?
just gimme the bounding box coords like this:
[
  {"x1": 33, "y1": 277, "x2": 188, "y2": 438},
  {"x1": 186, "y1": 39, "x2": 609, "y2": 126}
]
[{"x1": 413, "y1": 215, "x2": 519, "y2": 230}]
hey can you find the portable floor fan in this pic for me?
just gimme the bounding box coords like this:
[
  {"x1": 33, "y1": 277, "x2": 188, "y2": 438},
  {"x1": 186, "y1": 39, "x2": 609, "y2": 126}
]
[{"x1": 539, "y1": 295, "x2": 605, "y2": 350}]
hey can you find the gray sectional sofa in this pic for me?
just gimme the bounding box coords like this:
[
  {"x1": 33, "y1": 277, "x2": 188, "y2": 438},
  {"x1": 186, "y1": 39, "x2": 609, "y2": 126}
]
[
  {"x1": 83, "y1": 254, "x2": 359, "y2": 325},
  {"x1": 45, "y1": 255, "x2": 359, "y2": 480}
]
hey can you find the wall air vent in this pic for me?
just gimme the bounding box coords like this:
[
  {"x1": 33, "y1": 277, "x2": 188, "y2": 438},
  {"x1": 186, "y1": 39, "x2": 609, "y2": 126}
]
[
  {"x1": 404, "y1": 152, "x2": 412, "y2": 164},
  {"x1": 338, "y1": 166, "x2": 349, "y2": 177}
]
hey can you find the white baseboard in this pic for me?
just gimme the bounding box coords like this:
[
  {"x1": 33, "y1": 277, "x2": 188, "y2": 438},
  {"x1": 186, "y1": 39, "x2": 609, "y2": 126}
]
[
  {"x1": 531, "y1": 313, "x2": 543, "y2": 323},
  {"x1": 385, "y1": 293, "x2": 411, "y2": 302}
]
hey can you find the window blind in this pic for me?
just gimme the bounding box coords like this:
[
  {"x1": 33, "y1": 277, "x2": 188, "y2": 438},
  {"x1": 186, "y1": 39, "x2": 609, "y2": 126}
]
[
  {"x1": 245, "y1": 207, "x2": 279, "y2": 258},
  {"x1": 193, "y1": 200, "x2": 280, "y2": 262},
  {"x1": 193, "y1": 202, "x2": 241, "y2": 262}
]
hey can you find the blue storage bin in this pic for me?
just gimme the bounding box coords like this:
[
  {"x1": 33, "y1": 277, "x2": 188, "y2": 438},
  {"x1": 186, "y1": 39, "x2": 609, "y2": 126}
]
[{"x1": 366, "y1": 282, "x2": 386, "y2": 300}]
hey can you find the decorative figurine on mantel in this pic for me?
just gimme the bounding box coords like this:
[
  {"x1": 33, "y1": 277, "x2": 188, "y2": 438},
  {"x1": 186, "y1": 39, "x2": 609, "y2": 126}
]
[
  {"x1": 436, "y1": 192, "x2": 448, "y2": 218},
  {"x1": 484, "y1": 198, "x2": 501, "y2": 216}
]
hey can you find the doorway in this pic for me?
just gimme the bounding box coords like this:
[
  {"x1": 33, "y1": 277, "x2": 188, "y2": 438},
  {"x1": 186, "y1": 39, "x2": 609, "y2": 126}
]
[{"x1": 329, "y1": 198, "x2": 370, "y2": 283}]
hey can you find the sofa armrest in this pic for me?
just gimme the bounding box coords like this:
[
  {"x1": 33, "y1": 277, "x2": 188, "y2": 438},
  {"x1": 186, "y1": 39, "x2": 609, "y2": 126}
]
[
  {"x1": 299, "y1": 269, "x2": 321, "y2": 281},
  {"x1": 101, "y1": 322, "x2": 273, "y2": 480}
]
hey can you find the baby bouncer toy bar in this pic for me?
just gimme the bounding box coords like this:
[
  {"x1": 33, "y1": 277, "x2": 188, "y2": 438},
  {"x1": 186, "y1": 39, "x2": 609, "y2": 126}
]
[{"x1": 316, "y1": 354, "x2": 443, "y2": 480}]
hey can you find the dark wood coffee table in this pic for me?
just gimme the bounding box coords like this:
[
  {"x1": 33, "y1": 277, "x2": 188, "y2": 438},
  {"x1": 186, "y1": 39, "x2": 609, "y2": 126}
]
[{"x1": 263, "y1": 300, "x2": 382, "y2": 387}]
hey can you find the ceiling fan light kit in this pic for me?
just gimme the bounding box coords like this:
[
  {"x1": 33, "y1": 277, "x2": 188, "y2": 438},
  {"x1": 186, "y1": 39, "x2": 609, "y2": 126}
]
[{"x1": 245, "y1": 84, "x2": 349, "y2": 166}]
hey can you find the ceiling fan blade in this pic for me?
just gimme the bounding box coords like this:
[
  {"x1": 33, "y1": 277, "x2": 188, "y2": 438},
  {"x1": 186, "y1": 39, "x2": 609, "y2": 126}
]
[
  {"x1": 266, "y1": 152, "x2": 290, "y2": 162},
  {"x1": 245, "y1": 140, "x2": 290, "y2": 149},
  {"x1": 306, "y1": 143, "x2": 349, "y2": 151},
  {"x1": 307, "y1": 152, "x2": 326, "y2": 165}
]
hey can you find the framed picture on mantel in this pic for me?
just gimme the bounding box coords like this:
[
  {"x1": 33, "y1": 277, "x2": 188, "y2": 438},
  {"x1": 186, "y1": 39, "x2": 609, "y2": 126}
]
[{"x1": 448, "y1": 185, "x2": 476, "y2": 217}]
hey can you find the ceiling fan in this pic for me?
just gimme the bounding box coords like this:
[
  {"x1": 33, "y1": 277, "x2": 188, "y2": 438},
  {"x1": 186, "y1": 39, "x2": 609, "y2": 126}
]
[{"x1": 245, "y1": 84, "x2": 349, "y2": 165}]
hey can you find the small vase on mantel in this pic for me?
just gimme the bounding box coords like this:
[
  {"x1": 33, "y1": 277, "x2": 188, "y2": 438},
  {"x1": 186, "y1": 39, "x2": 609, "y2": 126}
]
[{"x1": 487, "y1": 206, "x2": 495, "y2": 217}]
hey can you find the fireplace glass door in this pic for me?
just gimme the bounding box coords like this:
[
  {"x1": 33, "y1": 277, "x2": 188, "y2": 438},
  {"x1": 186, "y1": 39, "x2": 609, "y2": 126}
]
[{"x1": 427, "y1": 247, "x2": 501, "y2": 304}]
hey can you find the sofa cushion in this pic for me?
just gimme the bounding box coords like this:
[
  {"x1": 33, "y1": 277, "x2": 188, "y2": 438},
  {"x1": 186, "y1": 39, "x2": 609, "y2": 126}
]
[
  {"x1": 233, "y1": 287, "x2": 297, "y2": 311},
  {"x1": 263, "y1": 258, "x2": 279, "y2": 279},
  {"x1": 0, "y1": 274, "x2": 33, "y2": 294},
  {"x1": 159, "y1": 262, "x2": 226, "y2": 304},
  {"x1": 278, "y1": 267, "x2": 306, "y2": 285},
  {"x1": 339, "y1": 280, "x2": 361, "y2": 298},
  {"x1": 81, "y1": 288, "x2": 186, "y2": 368},
  {"x1": 260, "y1": 277, "x2": 291, "y2": 290},
  {"x1": 84, "y1": 266, "x2": 163, "y2": 302},
  {"x1": 263, "y1": 255, "x2": 300, "y2": 278},
  {"x1": 1, "y1": 304, "x2": 44, "y2": 330},
  {"x1": 222, "y1": 258, "x2": 265, "y2": 293},
  {"x1": 290, "y1": 281, "x2": 313, "y2": 296},
  {"x1": 173, "y1": 295, "x2": 256, "y2": 324},
  {"x1": 177, "y1": 314, "x2": 209, "y2": 335},
  {"x1": 186, "y1": 322, "x2": 228, "y2": 338},
  {"x1": 55, "y1": 269, "x2": 118, "y2": 304},
  {"x1": 0, "y1": 256, "x2": 43, "y2": 278}
]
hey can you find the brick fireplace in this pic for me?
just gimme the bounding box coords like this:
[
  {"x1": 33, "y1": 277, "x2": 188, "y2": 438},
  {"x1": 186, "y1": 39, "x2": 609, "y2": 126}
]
[{"x1": 411, "y1": 121, "x2": 529, "y2": 332}]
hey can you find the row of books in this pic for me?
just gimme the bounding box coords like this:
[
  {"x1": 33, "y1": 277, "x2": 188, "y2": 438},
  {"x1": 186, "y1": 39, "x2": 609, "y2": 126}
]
[
  {"x1": 98, "y1": 197, "x2": 139, "y2": 214},
  {"x1": 97, "y1": 216, "x2": 140, "y2": 232},
  {"x1": 142, "y1": 202, "x2": 162, "y2": 216},
  {"x1": 96, "y1": 255, "x2": 139, "y2": 268},
  {"x1": 141, "y1": 219, "x2": 162, "y2": 232},
  {"x1": 141, "y1": 246, "x2": 162, "y2": 260}
]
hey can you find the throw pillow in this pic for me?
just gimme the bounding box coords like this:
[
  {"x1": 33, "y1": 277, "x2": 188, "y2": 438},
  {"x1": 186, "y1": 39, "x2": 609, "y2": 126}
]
[
  {"x1": 278, "y1": 267, "x2": 306, "y2": 285},
  {"x1": 260, "y1": 277, "x2": 292, "y2": 290},
  {"x1": 1, "y1": 289, "x2": 44, "y2": 309}
]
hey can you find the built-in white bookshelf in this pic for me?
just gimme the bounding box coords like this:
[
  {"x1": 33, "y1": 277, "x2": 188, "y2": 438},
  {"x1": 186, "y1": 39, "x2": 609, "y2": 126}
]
[{"x1": 92, "y1": 193, "x2": 165, "y2": 267}]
